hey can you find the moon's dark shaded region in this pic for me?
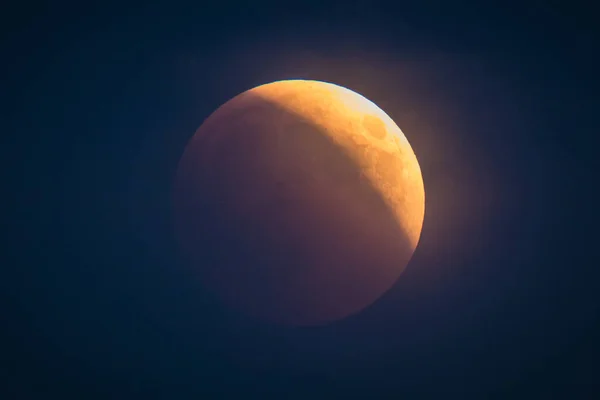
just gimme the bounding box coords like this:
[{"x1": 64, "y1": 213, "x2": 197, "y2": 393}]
[{"x1": 173, "y1": 92, "x2": 414, "y2": 326}]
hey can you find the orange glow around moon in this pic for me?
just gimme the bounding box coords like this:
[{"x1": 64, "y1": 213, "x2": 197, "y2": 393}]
[{"x1": 173, "y1": 80, "x2": 425, "y2": 325}]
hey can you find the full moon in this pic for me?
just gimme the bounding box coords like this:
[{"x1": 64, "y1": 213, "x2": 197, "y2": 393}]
[{"x1": 173, "y1": 80, "x2": 425, "y2": 325}]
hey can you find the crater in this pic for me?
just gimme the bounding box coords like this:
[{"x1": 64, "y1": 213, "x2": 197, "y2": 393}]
[{"x1": 363, "y1": 115, "x2": 387, "y2": 140}]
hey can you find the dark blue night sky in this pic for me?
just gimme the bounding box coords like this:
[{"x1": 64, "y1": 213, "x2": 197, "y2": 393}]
[{"x1": 4, "y1": 2, "x2": 598, "y2": 398}]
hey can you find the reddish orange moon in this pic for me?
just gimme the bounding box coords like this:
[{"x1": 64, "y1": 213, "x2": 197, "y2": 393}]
[{"x1": 173, "y1": 80, "x2": 425, "y2": 325}]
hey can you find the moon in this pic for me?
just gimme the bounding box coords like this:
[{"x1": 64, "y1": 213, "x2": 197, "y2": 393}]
[{"x1": 173, "y1": 80, "x2": 424, "y2": 325}]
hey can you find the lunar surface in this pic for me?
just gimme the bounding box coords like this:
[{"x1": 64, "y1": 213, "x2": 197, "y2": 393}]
[{"x1": 173, "y1": 80, "x2": 424, "y2": 325}]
